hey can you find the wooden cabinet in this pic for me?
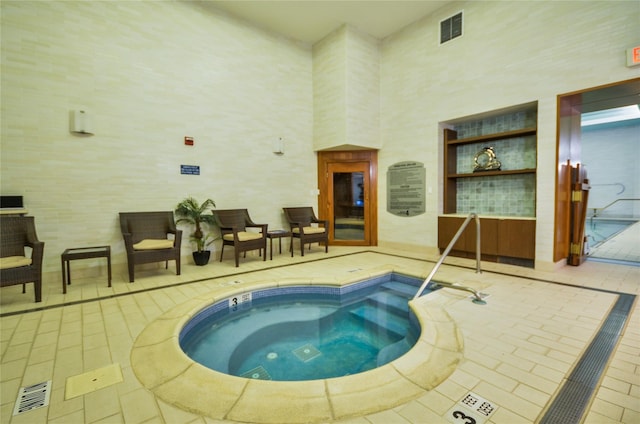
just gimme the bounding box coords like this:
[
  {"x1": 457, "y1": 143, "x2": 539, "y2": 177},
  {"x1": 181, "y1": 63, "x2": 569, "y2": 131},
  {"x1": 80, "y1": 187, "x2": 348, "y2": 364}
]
[
  {"x1": 440, "y1": 104, "x2": 538, "y2": 266},
  {"x1": 438, "y1": 216, "x2": 535, "y2": 267},
  {"x1": 438, "y1": 216, "x2": 498, "y2": 256},
  {"x1": 497, "y1": 218, "x2": 536, "y2": 260}
]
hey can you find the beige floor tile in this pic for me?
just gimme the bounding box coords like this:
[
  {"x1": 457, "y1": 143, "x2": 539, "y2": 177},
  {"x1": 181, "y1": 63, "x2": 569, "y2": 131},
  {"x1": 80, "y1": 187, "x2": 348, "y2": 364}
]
[
  {"x1": 458, "y1": 361, "x2": 518, "y2": 392},
  {"x1": 156, "y1": 398, "x2": 202, "y2": 424},
  {"x1": 588, "y1": 397, "x2": 624, "y2": 421},
  {"x1": 531, "y1": 363, "x2": 565, "y2": 385},
  {"x1": 415, "y1": 389, "x2": 454, "y2": 415},
  {"x1": 473, "y1": 381, "x2": 543, "y2": 422},
  {"x1": 357, "y1": 408, "x2": 413, "y2": 423},
  {"x1": 601, "y1": 376, "x2": 631, "y2": 394},
  {"x1": 28, "y1": 344, "x2": 58, "y2": 365},
  {"x1": 90, "y1": 412, "x2": 124, "y2": 424},
  {"x1": 596, "y1": 386, "x2": 640, "y2": 412},
  {"x1": 2, "y1": 344, "x2": 30, "y2": 363},
  {"x1": 84, "y1": 385, "x2": 122, "y2": 423},
  {"x1": 513, "y1": 383, "x2": 549, "y2": 407},
  {"x1": 396, "y1": 402, "x2": 447, "y2": 424},
  {"x1": 489, "y1": 405, "x2": 535, "y2": 424},
  {"x1": 0, "y1": 378, "x2": 21, "y2": 406},
  {"x1": 495, "y1": 363, "x2": 557, "y2": 395},
  {"x1": 47, "y1": 386, "x2": 83, "y2": 422},
  {"x1": 622, "y1": 408, "x2": 640, "y2": 423},
  {"x1": 1, "y1": 246, "x2": 639, "y2": 423},
  {"x1": 120, "y1": 388, "x2": 159, "y2": 423},
  {"x1": 47, "y1": 409, "x2": 86, "y2": 424},
  {"x1": 10, "y1": 406, "x2": 48, "y2": 424},
  {"x1": 21, "y1": 360, "x2": 54, "y2": 386}
]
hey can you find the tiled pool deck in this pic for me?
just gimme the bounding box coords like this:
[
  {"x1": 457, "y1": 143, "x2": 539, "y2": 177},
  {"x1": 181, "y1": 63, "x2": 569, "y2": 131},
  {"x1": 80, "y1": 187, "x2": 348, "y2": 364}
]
[{"x1": 1, "y1": 245, "x2": 638, "y2": 423}]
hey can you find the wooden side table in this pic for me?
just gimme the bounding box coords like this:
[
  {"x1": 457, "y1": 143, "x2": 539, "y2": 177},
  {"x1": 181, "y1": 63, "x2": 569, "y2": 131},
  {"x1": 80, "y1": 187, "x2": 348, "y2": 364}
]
[
  {"x1": 266, "y1": 230, "x2": 291, "y2": 260},
  {"x1": 61, "y1": 246, "x2": 111, "y2": 293}
]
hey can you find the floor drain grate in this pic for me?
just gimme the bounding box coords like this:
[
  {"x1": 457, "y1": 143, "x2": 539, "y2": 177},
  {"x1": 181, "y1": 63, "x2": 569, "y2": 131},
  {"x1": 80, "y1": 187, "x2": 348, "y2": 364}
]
[
  {"x1": 445, "y1": 391, "x2": 498, "y2": 424},
  {"x1": 539, "y1": 293, "x2": 635, "y2": 423},
  {"x1": 293, "y1": 343, "x2": 321, "y2": 362},
  {"x1": 13, "y1": 380, "x2": 51, "y2": 416},
  {"x1": 240, "y1": 365, "x2": 271, "y2": 380}
]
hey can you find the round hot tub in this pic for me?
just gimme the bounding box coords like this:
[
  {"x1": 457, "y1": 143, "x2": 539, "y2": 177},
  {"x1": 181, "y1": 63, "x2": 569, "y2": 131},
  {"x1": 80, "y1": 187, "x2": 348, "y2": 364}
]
[
  {"x1": 131, "y1": 270, "x2": 463, "y2": 423},
  {"x1": 180, "y1": 272, "x2": 428, "y2": 381}
]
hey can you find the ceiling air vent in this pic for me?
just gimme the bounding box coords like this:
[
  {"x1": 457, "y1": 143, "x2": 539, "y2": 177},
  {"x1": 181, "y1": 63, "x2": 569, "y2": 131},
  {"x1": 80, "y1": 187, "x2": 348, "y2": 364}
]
[{"x1": 440, "y1": 11, "x2": 463, "y2": 44}]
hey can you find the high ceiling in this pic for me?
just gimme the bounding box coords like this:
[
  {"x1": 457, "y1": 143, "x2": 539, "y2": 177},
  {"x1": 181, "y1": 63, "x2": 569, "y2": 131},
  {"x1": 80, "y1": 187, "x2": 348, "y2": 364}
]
[{"x1": 200, "y1": 1, "x2": 452, "y2": 44}]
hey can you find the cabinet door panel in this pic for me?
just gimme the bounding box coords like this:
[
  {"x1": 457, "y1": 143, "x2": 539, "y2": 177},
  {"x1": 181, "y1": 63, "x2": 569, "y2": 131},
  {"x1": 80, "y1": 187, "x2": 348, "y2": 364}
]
[
  {"x1": 438, "y1": 217, "x2": 467, "y2": 251},
  {"x1": 439, "y1": 216, "x2": 535, "y2": 262},
  {"x1": 471, "y1": 218, "x2": 498, "y2": 255},
  {"x1": 438, "y1": 217, "x2": 497, "y2": 255},
  {"x1": 498, "y1": 220, "x2": 536, "y2": 259}
]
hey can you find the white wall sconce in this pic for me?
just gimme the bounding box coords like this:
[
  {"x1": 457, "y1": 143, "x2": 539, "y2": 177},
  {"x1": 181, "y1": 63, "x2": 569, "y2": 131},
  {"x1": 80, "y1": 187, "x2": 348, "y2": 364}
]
[
  {"x1": 69, "y1": 110, "x2": 94, "y2": 135},
  {"x1": 273, "y1": 137, "x2": 284, "y2": 155}
]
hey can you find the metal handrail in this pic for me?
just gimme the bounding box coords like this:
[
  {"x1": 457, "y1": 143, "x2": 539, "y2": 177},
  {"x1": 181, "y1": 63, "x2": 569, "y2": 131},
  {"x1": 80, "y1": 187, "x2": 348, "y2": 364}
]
[
  {"x1": 413, "y1": 212, "x2": 481, "y2": 300},
  {"x1": 590, "y1": 183, "x2": 625, "y2": 195},
  {"x1": 430, "y1": 281, "x2": 486, "y2": 303},
  {"x1": 592, "y1": 198, "x2": 640, "y2": 218}
]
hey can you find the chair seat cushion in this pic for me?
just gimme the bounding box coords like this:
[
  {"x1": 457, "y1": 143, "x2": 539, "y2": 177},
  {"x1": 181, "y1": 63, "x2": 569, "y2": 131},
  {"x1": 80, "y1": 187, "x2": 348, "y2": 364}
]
[
  {"x1": 223, "y1": 232, "x2": 263, "y2": 242},
  {"x1": 293, "y1": 227, "x2": 326, "y2": 234},
  {"x1": 133, "y1": 239, "x2": 174, "y2": 250},
  {"x1": 0, "y1": 256, "x2": 32, "y2": 270}
]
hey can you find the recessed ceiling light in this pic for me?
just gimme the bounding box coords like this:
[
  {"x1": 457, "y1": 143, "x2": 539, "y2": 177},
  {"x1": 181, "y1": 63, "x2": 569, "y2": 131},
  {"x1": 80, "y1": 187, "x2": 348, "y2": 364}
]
[{"x1": 581, "y1": 104, "x2": 640, "y2": 126}]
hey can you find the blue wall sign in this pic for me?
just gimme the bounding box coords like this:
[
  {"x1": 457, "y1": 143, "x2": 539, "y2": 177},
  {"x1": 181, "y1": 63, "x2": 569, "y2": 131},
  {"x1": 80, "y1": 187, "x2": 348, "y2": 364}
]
[{"x1": 181, "y1": 165, "x2": 200, "y2": 175}]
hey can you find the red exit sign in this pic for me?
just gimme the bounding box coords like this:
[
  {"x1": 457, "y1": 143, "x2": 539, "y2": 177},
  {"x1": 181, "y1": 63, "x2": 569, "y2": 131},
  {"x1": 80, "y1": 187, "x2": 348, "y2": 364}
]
[{"x1": 627, "y1": 46, "x2": 640, "y2": 67}]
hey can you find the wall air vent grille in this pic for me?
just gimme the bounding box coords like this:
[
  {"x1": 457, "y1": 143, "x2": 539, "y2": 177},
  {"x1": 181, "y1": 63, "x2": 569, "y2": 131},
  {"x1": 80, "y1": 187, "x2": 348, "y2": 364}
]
[{"x1": 440, "y1": 11, "x2": 463, "y2": 44}]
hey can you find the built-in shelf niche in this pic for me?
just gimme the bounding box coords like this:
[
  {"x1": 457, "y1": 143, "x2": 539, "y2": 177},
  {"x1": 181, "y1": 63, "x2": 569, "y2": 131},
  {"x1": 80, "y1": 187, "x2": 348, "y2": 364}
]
[{"x1": 443, "y1": 102, "x2": 538, "y2": 216}]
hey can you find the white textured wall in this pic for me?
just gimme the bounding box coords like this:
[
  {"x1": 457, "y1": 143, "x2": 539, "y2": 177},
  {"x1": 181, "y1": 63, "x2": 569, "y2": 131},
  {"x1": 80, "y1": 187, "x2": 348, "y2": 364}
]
[
  {"x1": 2, "y1": 0, "x2": 639, "y2": 281},
  {"x1": 345, "y1": 27, "x2": 380, "y2": 150},
  {"x1": 1, "y1": 1, "x2": 315, "y2": 278},
  {"x1": 379, "y1": 0, "x2": 639, "y2": 268},
  {"x1": 313, "y1": 25, "x2": 380, "y2": 150},
  {"x1": 582, "y1": 121, "x2": 640, "y2": 218},
  {"x1": 313, "y1": 26, "x2": 347, "y2": 150}
]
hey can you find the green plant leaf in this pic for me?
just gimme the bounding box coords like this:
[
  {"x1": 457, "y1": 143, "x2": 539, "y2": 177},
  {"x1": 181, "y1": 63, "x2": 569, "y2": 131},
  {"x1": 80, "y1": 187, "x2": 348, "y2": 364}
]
[{"x1": 175, "y1": 197, "x2": 218, "y2": 251}]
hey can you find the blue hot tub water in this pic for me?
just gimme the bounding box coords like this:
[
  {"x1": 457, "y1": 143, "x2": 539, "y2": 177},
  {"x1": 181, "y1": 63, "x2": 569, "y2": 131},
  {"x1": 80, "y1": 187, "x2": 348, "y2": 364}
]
[{"x1": 179, "y1": 273, "x2": 437, "y2": 381}]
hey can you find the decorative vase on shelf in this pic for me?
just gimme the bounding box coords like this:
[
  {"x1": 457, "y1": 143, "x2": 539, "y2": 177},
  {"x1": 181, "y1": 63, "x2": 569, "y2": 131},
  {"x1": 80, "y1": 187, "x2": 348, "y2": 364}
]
[{"x1": 473, "y1": 146, "x2": 501, "y2": 172}]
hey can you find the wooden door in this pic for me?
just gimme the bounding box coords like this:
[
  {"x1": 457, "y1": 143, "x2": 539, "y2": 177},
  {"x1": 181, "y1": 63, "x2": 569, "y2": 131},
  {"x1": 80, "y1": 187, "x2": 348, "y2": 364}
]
[
  {"x1": 328, "y1": 162, "x2": 369, "y2": 244},
  {"x1": 568, "y1": 164, "x2": 590, "y2": 266},
  {"x1": 554, "y1": 97, "x2": 581, "y2": 263},
  {"x1": 555, "y1": 78, "x2": 639, "y2": 264},
  {"x1": 318, "y1": 151, "x2": 378, "y2": 246}
]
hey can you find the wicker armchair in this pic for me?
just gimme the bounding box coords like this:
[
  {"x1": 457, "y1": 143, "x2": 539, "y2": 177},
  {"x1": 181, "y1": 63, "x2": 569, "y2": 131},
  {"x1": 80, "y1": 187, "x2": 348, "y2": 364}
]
[
  {"x1": 212, "y1": 209, "x2": 267, "y2": 267},
  {"x1": 283, "y1": 207, "x2": 328, "y2": 257},
  {"x1": 0, "y1": 216, "x2": 44, "y2": 302},
  {"x1": 119, "y1": 212, "x2": 182, "y2": 282}
]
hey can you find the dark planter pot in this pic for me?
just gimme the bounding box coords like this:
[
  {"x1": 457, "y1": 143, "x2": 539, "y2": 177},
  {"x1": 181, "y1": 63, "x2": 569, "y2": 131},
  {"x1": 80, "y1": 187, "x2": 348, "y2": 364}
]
[{"x1": 192, "y1": 250, "x2": 211, "y2": 266}]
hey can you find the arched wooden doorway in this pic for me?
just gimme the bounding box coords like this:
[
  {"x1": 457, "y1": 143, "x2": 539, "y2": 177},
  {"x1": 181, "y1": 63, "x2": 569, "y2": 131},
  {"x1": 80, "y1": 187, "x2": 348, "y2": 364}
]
[{"x1": 317, "y1": 151, "x2": 378, "y2": 246}]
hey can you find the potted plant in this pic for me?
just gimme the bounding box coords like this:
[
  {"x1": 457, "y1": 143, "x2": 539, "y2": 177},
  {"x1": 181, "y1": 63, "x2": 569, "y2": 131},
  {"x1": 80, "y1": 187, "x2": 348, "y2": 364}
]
[{"x1": 175, "y1": 197, "x2": 217, "y2": 265}]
